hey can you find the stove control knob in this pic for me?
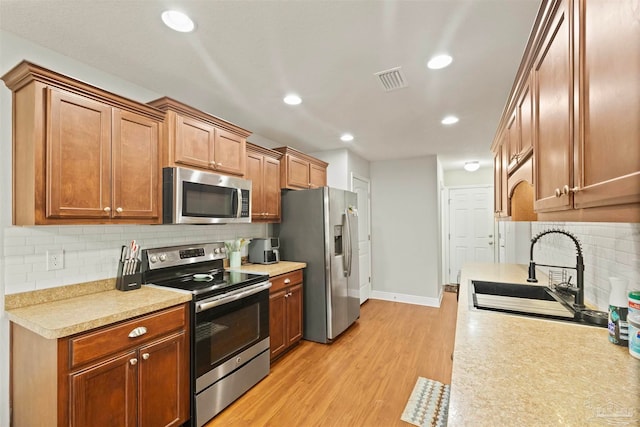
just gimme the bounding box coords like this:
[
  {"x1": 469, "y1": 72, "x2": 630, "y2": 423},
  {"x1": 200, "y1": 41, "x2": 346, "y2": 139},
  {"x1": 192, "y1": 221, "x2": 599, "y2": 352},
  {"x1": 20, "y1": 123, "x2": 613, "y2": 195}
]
[
  {"x1": 214, "y1": 248, "x2": 220, "y2": 254},
  {"x1": 149, "y1": 255, "x2": 158, "y2": 263},
  {"x1": 220, "y1": 247, "x2": 226, "y2": 253},
  {"x1": 159, "y1": 254, "x2": 167, "y2": 262}
]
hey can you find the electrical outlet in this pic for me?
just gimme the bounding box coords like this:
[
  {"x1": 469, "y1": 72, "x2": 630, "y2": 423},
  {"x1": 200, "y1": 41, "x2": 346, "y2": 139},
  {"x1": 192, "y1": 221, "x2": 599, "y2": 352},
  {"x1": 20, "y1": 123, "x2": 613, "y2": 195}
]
[{"x1": 47, "y1": 249, "x2": 64, "y2": 271}]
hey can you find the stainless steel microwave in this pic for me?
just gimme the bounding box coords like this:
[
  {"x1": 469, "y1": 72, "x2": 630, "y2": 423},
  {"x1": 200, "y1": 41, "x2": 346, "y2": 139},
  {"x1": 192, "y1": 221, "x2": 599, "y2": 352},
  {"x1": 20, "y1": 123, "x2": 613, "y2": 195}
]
[{"x1": 163, "y1": 167, "x2": 251, "y2": 224}]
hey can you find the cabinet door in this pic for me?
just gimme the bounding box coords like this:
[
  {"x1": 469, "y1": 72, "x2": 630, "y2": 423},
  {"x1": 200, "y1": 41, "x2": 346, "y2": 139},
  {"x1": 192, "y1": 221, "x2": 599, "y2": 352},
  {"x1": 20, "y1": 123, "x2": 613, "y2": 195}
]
[
  {"x1": 263, "y1": 156, "x2": 281, "y2": 221},
  {"x1": 285, "y1": 155, "x2": 311, "y2": 189},
  {"x1": 112, "y1": 110, "x2": 160, "y2": 221},
  {"x1": 518, "y1": 77, "x2": 533, "y2": 161},
  {"x1": 269, "y1": 289, "x2": 287, "y2": 359},
  {"x1": 47, "y1": 88, "x2": 112, "y2": 219},
  {"x1": 138, "y1": 332, "x2": 189, "y2": 427},
  {"x1": 574, "y1": 0, "x2": 640, "y2": 209},
  {"x1": 309, "y1": 163, "x2": 327, "y2": 189},
  {"x1": 214, "y1": 128, "x2": 246, "y2": 176},
  {"x1": 70, "y1": 351, "x2": 138, "y2": 427},
  {"x1": 246, "y1": 152, "x2": 265, "y2": 220},
  {"x1": 533, "y1": 0, "x2": 573, "y2": 212},
  {"x1": 286, "y1": 284, "x2": 303, "y2": 345},
  {"x1": 175, "y1": 115, "x2": 215, "y2": 170},
  {"x1": 506, "y1": 110, "x2": 519, "y2": 170},
  {"x1": 493, "y1": 138, "x2": 509, "y2": 218}
]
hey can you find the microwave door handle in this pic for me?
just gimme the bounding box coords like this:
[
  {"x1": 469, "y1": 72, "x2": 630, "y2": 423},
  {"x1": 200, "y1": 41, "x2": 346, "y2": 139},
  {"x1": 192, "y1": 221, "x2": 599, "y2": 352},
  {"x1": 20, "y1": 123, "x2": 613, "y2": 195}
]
[{"x1": 236, "y1": 188, "x2": 242, "y2": 218}]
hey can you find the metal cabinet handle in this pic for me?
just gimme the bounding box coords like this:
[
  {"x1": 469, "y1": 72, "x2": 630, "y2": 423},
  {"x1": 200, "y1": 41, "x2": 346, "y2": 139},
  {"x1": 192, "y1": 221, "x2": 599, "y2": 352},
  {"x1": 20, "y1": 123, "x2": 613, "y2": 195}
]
[
  {"x1": 217, "y1": 162, "x2": 223, "y2": 167},
  {"x1": 128, "y1": 326, "x2": 147, "y2": 338},
  {"x1": 142, "y1": 353, "x2": 150, "y2": 360},
  {"x1": 488, "y1": 242, "x2": 494, "y2": 245},
  {"x1": 284, "y1": 278, "x2": 291, "y2": 284},
  {"x1": 103, "y1": 207, "x2": 111, "y2": 213},
  {"x1": 116, "y1": 207, "x2": 123, "y2": 213},
  {"x1": 570, "y1": 186, "x2": 580, "y2": 193},
  {"x1": 129, "y1": 358, "x2": 138, "y2": 366},
  {"x1": 554, "y1": 188, "x2": 562, "y2": 197}
]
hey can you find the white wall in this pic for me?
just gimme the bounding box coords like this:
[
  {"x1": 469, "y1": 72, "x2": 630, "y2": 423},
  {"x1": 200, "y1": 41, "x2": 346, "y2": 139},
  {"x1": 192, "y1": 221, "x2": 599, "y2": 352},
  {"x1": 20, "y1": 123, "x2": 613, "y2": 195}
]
[
  {"x1": 0, "y1": 31, "x2": 273, "y2": 424},
  {"x1": 370, "y1": 156, "x2": 441, "y2": 306},
  {"x1": 311, "y1": 149, "x2": 349, "y2": 190},
  {"x1": 347, "y1": 150, "x2": 370, "y2": 183},
  {"x1": 311, "y1": 148, "x2": 370, "y2": 191},
  {"x1": 531, "y1": 222, "x2": 640, "y2": 311},
  {"x1": 444, "y1": 167, "x2": 493, "y2": 187}
]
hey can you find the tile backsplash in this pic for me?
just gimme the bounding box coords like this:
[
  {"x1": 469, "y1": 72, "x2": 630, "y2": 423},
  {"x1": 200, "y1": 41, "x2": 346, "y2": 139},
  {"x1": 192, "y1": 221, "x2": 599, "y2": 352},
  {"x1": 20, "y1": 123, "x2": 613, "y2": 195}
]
[
  {"x1": 3, "y1": 223, "x2": 269, "y2": 295},
  {"x1": 531, "y1": 222, "x2": 640, "y2": 311}
]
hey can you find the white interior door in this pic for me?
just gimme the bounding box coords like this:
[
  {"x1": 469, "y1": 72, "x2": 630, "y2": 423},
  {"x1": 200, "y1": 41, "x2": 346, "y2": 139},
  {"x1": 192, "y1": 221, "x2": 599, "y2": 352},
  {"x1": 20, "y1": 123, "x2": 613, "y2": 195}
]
[
  {"x1": 351, "y1": 174, "x2": 371, "y2": 304},
  {"x1": 449, "y1": 186, "x2": 494, "y2": 283}
]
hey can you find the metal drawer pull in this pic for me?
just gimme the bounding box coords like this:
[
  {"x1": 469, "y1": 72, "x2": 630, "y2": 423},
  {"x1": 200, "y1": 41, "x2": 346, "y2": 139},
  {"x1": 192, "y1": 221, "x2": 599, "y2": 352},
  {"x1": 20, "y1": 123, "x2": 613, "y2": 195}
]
[
  {"x1": 284, "y1": 278, "x2": 291, "y2": 284},
  {"x1": 129, "y1": 358, "x2": 138, "y2": 366},
  {"x1": 128, "y1": 326, "x2": 147, "y2": 338},
  {"x1": 142, "y1": 353, "x2": 150, "y2": 360}
]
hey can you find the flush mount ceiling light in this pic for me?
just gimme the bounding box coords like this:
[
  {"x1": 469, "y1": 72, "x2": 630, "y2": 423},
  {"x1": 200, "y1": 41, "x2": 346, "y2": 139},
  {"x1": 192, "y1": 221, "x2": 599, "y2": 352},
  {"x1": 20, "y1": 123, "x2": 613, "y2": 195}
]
[
  {"x1": 427, "y1": 54, "x2": 453, "y2": 70},
  {"x1": 161, "y1": 10, "x2": 195, "y2": 32},
  {"x1": 340, "y1": 133, "x2": 354, "y2": 142},
  {"x1": 441, "y1": 115, "x2": 459, "y2": 125},
  {"x1": 283, "y1": 94, "x2": 302, "y2": 105},
  {"x1": 464, "y1": 161, "x2": 480, "y2": 172}
]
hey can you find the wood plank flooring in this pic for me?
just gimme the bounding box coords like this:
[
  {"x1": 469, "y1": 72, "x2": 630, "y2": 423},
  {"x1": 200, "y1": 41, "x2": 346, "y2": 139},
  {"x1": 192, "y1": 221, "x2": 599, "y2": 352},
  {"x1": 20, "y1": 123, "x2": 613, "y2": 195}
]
[{"x1": 207, "y1": 292, "x2": 458, "y2": 426}]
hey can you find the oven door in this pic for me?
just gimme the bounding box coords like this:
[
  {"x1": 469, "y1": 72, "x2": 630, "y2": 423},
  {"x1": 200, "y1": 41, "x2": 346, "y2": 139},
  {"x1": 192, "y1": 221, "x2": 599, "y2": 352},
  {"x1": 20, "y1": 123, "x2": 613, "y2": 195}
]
[{"x1": 193, "y1": 281, "x2": 270, "y2": 392}]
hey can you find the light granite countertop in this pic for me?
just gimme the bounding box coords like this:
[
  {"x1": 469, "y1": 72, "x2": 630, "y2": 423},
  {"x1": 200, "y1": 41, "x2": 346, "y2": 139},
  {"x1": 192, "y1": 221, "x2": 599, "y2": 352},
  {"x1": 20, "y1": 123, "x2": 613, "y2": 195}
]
[
  {"x1": 448, "y1": 263, "x2": 639, "y2": 426},
  {"x1": 5, "y1": 280, "x2": 192, "y2": 339},
  {"x1": 227, "y1": 260, "x2": 306, "y2": 277}
]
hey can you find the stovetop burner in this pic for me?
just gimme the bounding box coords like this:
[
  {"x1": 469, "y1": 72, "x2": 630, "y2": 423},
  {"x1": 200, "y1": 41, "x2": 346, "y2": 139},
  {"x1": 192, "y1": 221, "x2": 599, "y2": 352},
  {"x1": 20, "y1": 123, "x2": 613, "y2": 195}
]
[{"x1": 141, "y1": 242, "x2": 269, "y2": 300}]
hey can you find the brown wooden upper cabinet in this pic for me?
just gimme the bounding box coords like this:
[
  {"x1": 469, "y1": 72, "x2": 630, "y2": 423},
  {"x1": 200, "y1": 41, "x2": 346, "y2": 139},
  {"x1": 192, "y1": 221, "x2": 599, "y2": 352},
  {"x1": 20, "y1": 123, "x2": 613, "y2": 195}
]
[
  {"x1": 491, "y1": 0, "x2": 640, "y2": 222},
  {"x1": 507, "y1": 76, "x2": 533, "y2": 174},
  {"x1": 246, "y1": 143, "x2": 282, "y2": 222},
  {"x1": 273, "y1": 146, "x2": 328, "y2": 190},
  {"x1": 148, "y1": 97, "x2": 250, "y2": 177},
  {"x1": 1, "y1": 61, "x2": 164, "y2": 225},
  {"x1": 493, "y1": 135, "x2": 509, "y2": 218}
]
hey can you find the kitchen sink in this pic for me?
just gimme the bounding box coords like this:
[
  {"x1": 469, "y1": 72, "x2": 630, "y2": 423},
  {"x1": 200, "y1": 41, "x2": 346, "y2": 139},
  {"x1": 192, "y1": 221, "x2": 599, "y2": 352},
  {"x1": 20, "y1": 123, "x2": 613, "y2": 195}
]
[{"x1": 471, "y1": 280, "x2": 606, "y2": 327}]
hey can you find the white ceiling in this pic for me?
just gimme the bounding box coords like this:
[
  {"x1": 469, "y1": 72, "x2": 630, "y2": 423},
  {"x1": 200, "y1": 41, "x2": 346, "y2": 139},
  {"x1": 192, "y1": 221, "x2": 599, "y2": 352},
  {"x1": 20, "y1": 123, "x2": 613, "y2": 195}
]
[{"x1": 0, "y1": 0, "x2": 540, "y2": 170}]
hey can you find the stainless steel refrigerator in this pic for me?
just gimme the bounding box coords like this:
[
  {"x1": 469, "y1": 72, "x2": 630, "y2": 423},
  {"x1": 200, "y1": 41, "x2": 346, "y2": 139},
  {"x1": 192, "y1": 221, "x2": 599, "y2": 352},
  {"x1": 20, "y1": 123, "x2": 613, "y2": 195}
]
[{"x1": 277, "y1": 187, "x2": 360, "y2": 343}]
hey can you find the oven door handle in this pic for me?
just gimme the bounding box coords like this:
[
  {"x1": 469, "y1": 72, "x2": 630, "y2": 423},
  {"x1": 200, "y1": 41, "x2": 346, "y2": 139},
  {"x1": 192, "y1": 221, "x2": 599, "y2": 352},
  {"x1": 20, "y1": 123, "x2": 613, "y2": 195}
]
[{"x1": 195, "y1": 281, "x2": 272, "y2": 313}]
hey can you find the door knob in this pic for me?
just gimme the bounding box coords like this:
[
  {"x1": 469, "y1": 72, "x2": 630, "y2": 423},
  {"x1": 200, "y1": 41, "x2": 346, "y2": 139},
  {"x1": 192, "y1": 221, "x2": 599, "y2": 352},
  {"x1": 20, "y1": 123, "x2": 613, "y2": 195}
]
[
  {"x1": 142, "y1": 353, "x2": 150, "y2": 360},
  {"x1": 116, "y1": 207, "x2": 123, "y2": 213},
  {"x1": 103, "y1": 207, "x2": 111, "y2": 213},
  {"x1": 129, "y1": 358, "x2": 138, "y2": 366}
]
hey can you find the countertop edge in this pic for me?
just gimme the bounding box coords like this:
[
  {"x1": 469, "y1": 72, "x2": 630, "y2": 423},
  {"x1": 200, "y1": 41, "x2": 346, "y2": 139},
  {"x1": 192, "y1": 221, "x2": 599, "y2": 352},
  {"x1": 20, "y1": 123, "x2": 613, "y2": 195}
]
[{"x1": 6, "y1": 287, "x2": 192, "y2": 339}]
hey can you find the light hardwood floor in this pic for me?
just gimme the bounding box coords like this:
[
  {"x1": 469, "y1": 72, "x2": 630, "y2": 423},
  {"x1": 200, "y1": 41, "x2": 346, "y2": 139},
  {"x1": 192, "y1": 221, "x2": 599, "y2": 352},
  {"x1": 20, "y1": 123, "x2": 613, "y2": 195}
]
[{"x1": 207, "y1": 292, "x2": 458, "y2": 426}]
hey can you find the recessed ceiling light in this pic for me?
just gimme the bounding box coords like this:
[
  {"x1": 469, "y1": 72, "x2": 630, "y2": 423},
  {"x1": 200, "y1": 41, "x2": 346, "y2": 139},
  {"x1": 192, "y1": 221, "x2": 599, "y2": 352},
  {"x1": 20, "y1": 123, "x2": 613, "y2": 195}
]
[
  {"x1": 441, "y1": 115, "x2": 459, "y2": 125},
  {"x1": 283, "y1": 94, "x2": 302, "y2": 105},
  {"x1": 464, "y1": 161, "x2": 480, "y2": 172},
  {"x1": 427, "y1": 54, "x2": 453, "y2": 70},
  {"x1": 161, "y1": 10, "x2": 195, "y2": 33},
  {"x1": 340, "y1": 133, "x2": 354, "y2": 142}
]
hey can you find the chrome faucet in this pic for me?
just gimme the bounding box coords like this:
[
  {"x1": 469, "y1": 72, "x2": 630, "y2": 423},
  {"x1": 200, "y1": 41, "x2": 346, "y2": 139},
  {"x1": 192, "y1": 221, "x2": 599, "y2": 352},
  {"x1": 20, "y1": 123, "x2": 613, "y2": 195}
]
[{"x1": 527, "y1": 229, "x2": 585, "y2": 310}]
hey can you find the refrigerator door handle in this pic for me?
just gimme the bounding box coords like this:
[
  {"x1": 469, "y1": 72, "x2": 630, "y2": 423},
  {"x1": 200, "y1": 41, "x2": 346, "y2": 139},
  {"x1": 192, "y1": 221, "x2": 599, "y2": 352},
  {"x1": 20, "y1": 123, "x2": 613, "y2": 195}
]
[
  {"x1": 345, "y1": 209, "x2": 353, "y2": 276},
  {"x1": 342, "y1": 212, "x2": 349, "y2": 276}
]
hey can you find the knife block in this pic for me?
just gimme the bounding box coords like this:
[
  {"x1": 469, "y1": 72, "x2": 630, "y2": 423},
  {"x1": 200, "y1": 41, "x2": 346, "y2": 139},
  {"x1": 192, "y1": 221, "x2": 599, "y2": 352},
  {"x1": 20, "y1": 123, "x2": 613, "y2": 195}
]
[{"x1": 116, "y1": 260, "x2": 142, "y2": 292}]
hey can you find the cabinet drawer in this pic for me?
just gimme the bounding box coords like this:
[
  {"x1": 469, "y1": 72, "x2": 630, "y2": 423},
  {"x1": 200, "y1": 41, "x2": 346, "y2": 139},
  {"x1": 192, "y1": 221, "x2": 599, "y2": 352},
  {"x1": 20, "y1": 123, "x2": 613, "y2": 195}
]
[
  {"x1": 270, "y1": 270, "x2": 303, "y2": 293},
  {"x1": 69, "y1": 304, "x2": 187, "y2": 369}
]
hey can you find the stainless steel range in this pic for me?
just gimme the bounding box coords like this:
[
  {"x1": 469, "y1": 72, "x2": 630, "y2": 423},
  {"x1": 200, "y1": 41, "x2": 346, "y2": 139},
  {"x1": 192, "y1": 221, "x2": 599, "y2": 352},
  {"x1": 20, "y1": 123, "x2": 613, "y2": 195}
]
[{"x1": 142, "y1": 242, "x2": 271, "y2": 427}]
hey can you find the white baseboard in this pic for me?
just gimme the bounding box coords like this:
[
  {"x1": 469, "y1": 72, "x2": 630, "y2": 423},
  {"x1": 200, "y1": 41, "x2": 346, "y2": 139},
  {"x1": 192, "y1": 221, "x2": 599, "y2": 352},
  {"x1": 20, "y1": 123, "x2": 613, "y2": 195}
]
[{"x1": 370, "y1": 290, "x2": 441, "y2": 308}]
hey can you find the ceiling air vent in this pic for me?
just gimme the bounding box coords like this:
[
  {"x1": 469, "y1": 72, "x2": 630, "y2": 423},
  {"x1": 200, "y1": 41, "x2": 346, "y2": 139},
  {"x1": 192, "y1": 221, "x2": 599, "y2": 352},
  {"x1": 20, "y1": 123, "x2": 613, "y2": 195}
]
[{"x1": 374, "y1": 67, "x2": 408, "y2": 91}]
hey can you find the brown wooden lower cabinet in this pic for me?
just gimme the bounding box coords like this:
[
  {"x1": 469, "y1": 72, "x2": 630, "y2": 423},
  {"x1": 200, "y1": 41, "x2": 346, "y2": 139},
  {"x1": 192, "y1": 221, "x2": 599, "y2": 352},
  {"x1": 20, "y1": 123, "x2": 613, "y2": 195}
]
[
  {"x1": 11, "y1": 304, "x2": 190, "y2": 427},
  {"x1": 269, "y1": 270, "x2": 303, "y2": 360}
]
